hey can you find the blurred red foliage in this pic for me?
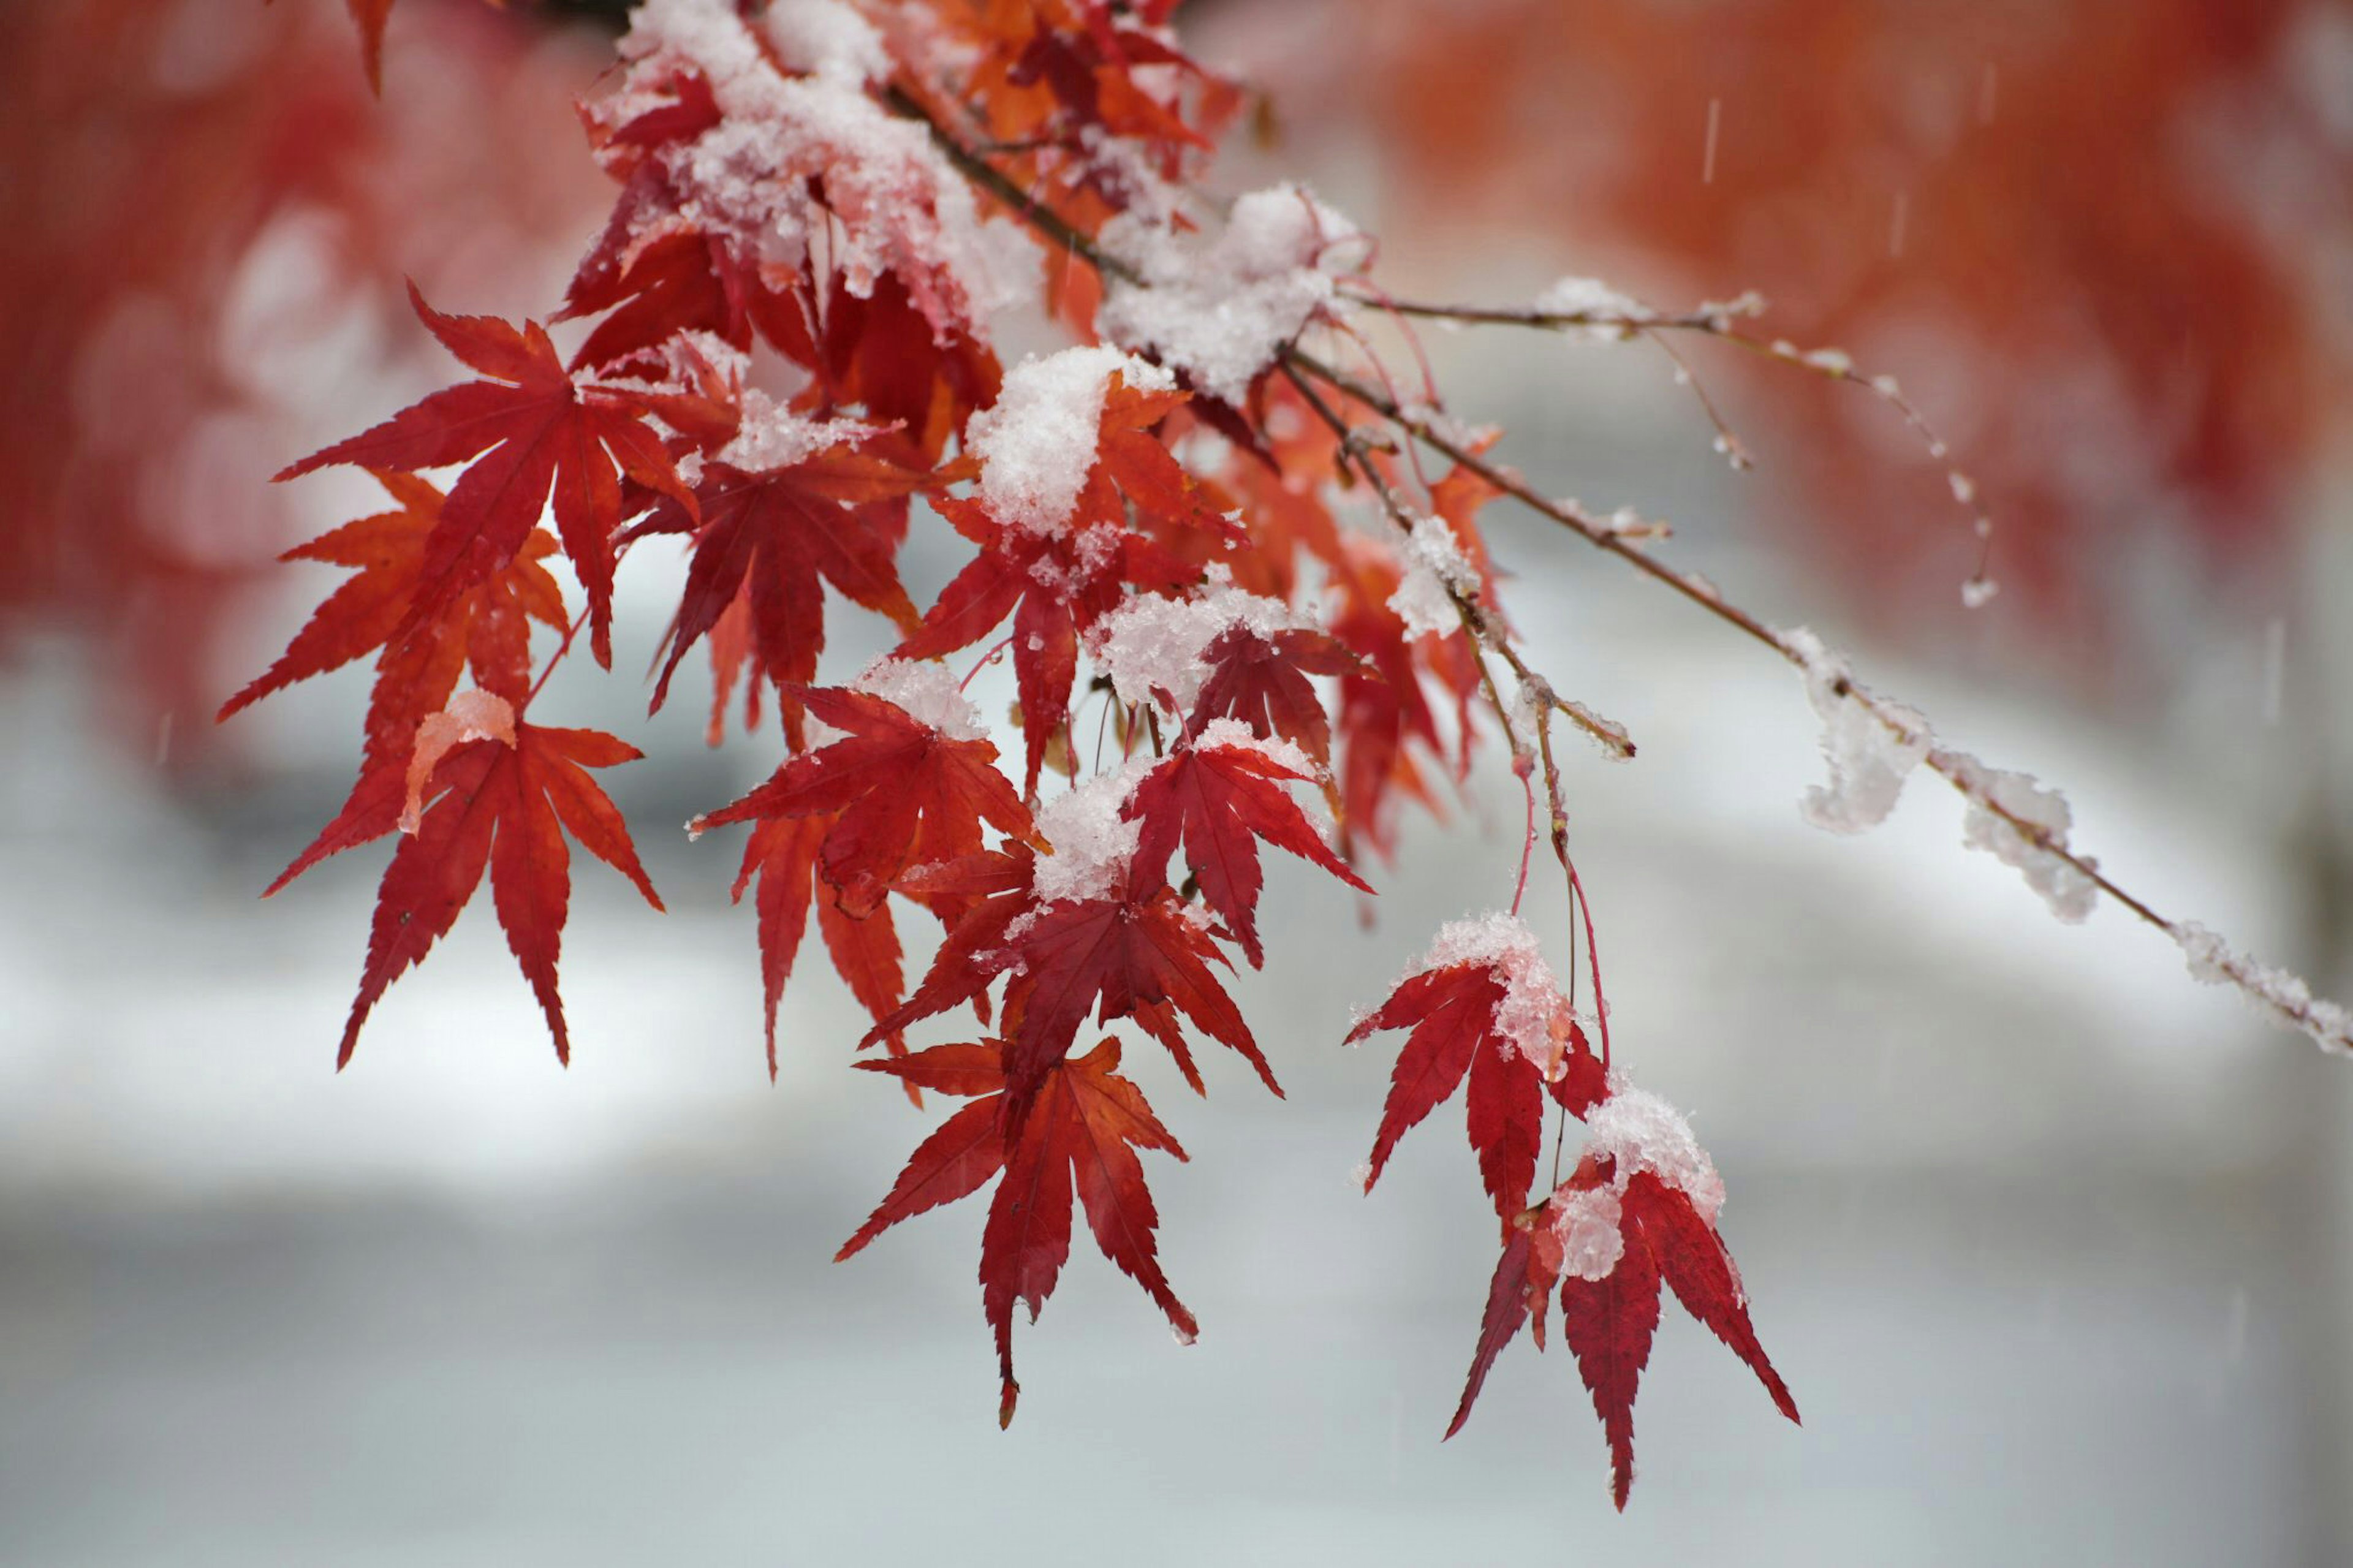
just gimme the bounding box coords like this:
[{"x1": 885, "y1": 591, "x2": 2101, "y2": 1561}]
[
  {"x1": 0, "y1": 0, "x2": 607, "y2": 759},
  {"x1": 1251, "y1": 0, "x2": 2353, "y2": 664}
]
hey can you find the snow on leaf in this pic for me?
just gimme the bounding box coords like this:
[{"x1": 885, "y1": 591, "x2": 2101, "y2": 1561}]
[
  {"x1": 1346, "y1": 915, "x2": 1593, "y2": 1221},
  {"x1": 1446, "y1": 1086, "x2": 1797, "y2": 1509}
]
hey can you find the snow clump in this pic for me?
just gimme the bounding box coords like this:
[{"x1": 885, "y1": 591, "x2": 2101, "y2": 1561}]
[
  {"x1": 1786, "y1": 626, "x2": 1931, "y2": 834},
  {"x1": 1387, "y1": 515, "x2": 1479, "y2": 639},
  {"x1": 850, "y1": 656, "x2": 985, "y2": 742},
  {"x1": 968, "y1": 345, "x2": 1172, "y2": 535},
  {"x1": 1939, "y1": 749, "x2": 2099, "y2": 923},
  {"x1": 2174, "y1": 922, "x2": 2353, "y2": 1056},
  {"x1": 1096, "y1": 183, "x2": 1363, "y2": 404},
  {"x1": 1088, "y1": 570, "x2": 1320, "y2": 716},
  {"x1": 1408, "y1": 914, "x2": 1572, "y2": 1076},
  {"x1": 1550, "y1": 1086, "x2": 1728, "y2": 1281},
  {"x1": 1028, "y1": 760, "x2": 1152, "y2": 907}
]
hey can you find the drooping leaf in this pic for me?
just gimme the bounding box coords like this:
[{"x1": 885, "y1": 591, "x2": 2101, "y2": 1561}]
[
  {"x1": 838, "y1": 1037, "x2": 1195, "y2": 1427},
  {"x1": 268, "y1": 698, "x2": 663, "y2": 1067}
]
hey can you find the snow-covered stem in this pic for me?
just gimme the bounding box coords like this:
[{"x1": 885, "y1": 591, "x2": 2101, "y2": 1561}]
[
  {"x1": 1348, "y1": 291, "x2": 1996, "y2": 591},
  {"x1": 1287, "y1": 350, "x2": 2353, "y2": 1058}
]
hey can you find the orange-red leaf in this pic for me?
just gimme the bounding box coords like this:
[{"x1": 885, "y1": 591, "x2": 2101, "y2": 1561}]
[{"x1": 276, "y1": 285, "x2": 693, "y2": 668}]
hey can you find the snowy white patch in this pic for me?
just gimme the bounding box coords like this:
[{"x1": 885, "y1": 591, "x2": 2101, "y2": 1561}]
[
  {"x1": 1088, "y1": 572, "x2": 1319, "y2": 716},
  {"x1": 1096, "y1": 183, "x2": 1362, "y2": 404},
  {"x1": 607, "y1": 0, "x2": 1034, "y2": 345},
  {"x1": 968, "y1": 346, "x2": 1171, "y2": 536},
  {"x1": 1534, "y1": 275, "x2": 1650, "y2": 340},
  {"x1": 401, "y1": 690, "x2": 515, "y2": 836},
  {"x1": 1786, "y1": 626, "x2": 1931, "y2": 835},
  {"x1": 1029, "y1": 761, "x2": 1151, "y2": 907},
  {"x1": 1404, "y1": 914, "x2": 1569, "y2": 1075},
  {"x1": 1387, "y1": 515, "x2": 1477, "y2": 639},
  {"x1": 2175, "y1": 922, "x2": 2353, "y2": 1056},
  {"x1": 715, "y1": 388, "x2": 877, "y2": 472},
  {"x1": 1939, "y1": 749, "x2": 2099, "y2": 923},
  {"x1": 849, "y1": 656, "x2": 984, "y2": 742},
  {"x1": 1193, "y1": 718, "x2": 1316, "y2": 782},
  {"x1": 758, "y1": 0, "x2": 887, "y2": 83},
  {"x1": 1549, "y1": 1085, "x2": 1727, "y2": 1281}
]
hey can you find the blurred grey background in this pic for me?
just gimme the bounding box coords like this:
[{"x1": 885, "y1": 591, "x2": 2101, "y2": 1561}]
[{"x1": 7, "y1": 1, "x2": 2353, "y2": 1564}]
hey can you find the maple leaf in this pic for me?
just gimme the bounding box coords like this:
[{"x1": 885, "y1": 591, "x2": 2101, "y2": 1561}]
[
  {"x1": 275, "y1": 284, "x2": 694, "y2": 668},
  {"x1": 899, "y1": 374, "x2": 1233, "y2": 792},
  {"x1": 692, "y1": 683, "x2": 1035, "y2": 917},
  {"x1": 838, "y1": 1037, "x2": 1195, "y2": 1428},
  {"x1": 1446, "y1": 1094, "x2": 1799, "y2": 1509},
  {"x1": 217, "y1": 470, "x2": 567, "y2": 769},
  {"x1": 267, "y1": 693, "x2": 663, "y2": 1067},
  {"x1": 1123, "y1": 725, "x2": 1370, "y2": 966},
  {"x1": 1183, "y1": 623, "x2": 1362, "y2": 769},
  {"x1": 730, "y1": 814, "x2": 908, "y2": 1085},
  {"x1": 639, "y1": 438, "x2": 930, "y2": 741},
  {"x1": 1346, "y1": 920, "x2": 1599, "y2": 1222}
]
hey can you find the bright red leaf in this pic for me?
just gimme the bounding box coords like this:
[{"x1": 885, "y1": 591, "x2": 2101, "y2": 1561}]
[
  {"x1": 693, "y1": 683, "x2": 1036, "y2": 917},
  {"x1": 838, "y1": 1036, "x2": 1195, "y2": 1428},
  {"x1": 1123, "y1": 728, "x2": 1370, "y2": 966},
  {"x1": 267, "y1": 697, "x2": 664, "y2": 1067},
  {"x1": 275, "y1": 284, "x2": 694, "y2": 668},
  {"x1": 730, "y1": 814, "x2": 909, "y2": 1083}
]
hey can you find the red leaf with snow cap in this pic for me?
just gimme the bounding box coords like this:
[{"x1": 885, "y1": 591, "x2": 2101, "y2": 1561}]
[{"x1": 1346, "y1": 914, "x2": 1589, "y2": 1221}]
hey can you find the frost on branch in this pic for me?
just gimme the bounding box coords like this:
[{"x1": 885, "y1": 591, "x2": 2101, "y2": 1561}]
[
  {"x1": 1097, "y1": 183, "x2": 1362, "y2": 404},
  {"x1": 1534, "y1": 275, "x2": 1653, "y2": 339},
  {"x1": 1938, "y1": 749, "x2": 2099, "y2": 923},
  {"x1": 1786, "y1": 626, "x2": 1930, "y2": 834},
  {"x1": 968, "y1": 346, "x2": 1172, "y2": 535},
  {"x1": 2175, "y1": 922, "x2": 2353, "y2": 1056}
]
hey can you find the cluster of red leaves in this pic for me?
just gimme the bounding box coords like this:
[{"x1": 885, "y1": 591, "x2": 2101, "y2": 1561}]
[
  {"x1": 221, "y1": 0, "x2": 1795, "y2": 1482},
  {"x1": 1351, "y1": 949, "x2": 1796, "y2": 1506}
]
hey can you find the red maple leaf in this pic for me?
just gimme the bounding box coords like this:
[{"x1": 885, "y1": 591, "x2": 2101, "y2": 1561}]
[
  {"x1": 730, "y1": 814, "x2": 908, "y2": 1085},
  {"x1": 1446, "y1": 1121, "x2": 1798, "y2": 1508},
  {"x1": 898, "y1": 376, "x2": 1232, "y2": 792},
  {"x1": 275, "y1": 284, "x2": 694, "y2": 668},
  {"x1": 1123, "y1": 729, "x2": 1370, "y2": 966},
  {"x1": 216, "y1": 470, "x2": 567, "y2": 769},
  {"x1": 692, "y1": 684, "x2": 1035, "y2": 917},
  {"x1": 638, "y1": 437, "x2": 930, "y2": 741},
  {"x1": 1346, "y1": 946, "x2": 1602, "y2": 1222},
  {"x1": 1183, "y1": 623, "x2": 1362, "y2": 768},
  {"x1": 267, "y1": 699, "x2": 663, "y2": 1067},
  {"x1": 837, "y1": 1037, "x2": 1195, "y2": 1428}
]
